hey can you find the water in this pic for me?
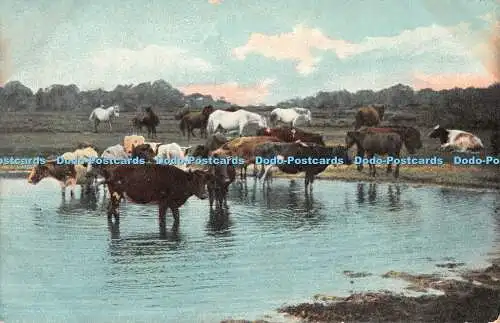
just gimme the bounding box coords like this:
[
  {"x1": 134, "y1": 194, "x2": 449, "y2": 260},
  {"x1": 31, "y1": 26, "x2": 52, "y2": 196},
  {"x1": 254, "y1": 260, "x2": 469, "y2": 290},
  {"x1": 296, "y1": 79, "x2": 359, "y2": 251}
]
[{"x1": 1, "y1": 174, "x2": 499, "y2": 323}]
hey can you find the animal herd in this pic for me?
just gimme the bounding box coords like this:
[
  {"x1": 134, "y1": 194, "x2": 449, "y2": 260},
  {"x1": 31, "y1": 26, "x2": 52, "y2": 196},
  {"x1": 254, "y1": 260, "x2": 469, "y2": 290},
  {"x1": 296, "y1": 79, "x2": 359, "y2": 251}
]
[{"x1": 26, "y1": 103, "x2": 491, "y2": 235}]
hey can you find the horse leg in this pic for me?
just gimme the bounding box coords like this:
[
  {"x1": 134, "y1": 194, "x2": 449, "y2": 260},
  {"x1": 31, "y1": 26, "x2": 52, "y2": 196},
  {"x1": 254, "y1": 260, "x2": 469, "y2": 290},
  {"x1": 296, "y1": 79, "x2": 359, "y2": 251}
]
[
  {"x1": 94, "y1": 119, "x2": 99, "y2": 133},
  {"x1": 108, "y1": 120, "x2": 112, "y2": 132},
  {"x1": 153, "y1": 126, "x2": 157, "y2": 139},
  {"x1": 189, "y1": 124, "x2": 196, "y2": 138}
]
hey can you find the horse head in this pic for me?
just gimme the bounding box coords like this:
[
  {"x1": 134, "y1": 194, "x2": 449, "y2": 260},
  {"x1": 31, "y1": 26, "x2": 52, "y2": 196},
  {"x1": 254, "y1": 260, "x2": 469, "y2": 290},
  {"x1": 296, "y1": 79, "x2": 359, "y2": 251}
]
[{"x1": 112, "y1": 105, "x2": 120, "y2": 117}]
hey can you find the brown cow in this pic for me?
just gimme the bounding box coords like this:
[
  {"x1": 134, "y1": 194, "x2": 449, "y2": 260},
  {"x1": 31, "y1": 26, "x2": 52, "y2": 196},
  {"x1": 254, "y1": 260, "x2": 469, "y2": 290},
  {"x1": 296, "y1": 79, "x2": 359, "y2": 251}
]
[
  {"x1": 254, "y1": 141, "x2": 352, "y2": 191},
  {"x1": 28, "y1": 161, "x2": 78, "y2": 197},
  {"x1": 105, "y1": 165, "x2": 215, "y2": 231},
  {"x1": 256, "y1": 126, "x2": 325, "y2": 146},
  {"x1": 354, "y1": 104, "x2": 386, "y2": 130},
  {"x1": 210, "y1": 136, "x2": 282, "y2": 180},
  {"x1": 207, "y1": 159, "x2": 236, "y2": 210}
]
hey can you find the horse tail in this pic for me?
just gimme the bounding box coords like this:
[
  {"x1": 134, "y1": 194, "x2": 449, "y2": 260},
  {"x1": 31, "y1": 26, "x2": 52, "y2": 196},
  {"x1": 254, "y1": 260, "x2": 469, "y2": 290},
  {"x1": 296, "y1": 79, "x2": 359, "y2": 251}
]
[
  {"x1": 89, "y1": 110, "x2": 96, "y2": 121},
  {"x1": 269, "y1": 111, "x2": 277, "y2": 126}
]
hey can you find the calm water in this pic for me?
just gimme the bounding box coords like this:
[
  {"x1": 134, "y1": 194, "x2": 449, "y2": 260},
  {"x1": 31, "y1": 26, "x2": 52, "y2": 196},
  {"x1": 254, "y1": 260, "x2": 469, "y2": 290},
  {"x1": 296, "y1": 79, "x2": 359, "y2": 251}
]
[{"x1": 1, "y1": 174, "x2": 499, "y2": 323}]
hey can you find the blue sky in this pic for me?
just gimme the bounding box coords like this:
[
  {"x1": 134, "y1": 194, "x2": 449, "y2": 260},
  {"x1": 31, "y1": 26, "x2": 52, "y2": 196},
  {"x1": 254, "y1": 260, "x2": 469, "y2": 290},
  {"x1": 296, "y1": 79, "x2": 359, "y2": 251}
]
[{"x1": 1, "y1": 0, "x2": 498, "y2": 104}]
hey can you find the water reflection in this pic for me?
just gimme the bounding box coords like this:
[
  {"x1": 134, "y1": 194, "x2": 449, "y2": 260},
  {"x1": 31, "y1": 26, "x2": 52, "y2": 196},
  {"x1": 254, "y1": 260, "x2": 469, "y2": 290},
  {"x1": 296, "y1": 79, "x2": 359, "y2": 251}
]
[
  {"x1": 107, "y1": 226, "x2": 184, "y2": 262},
  {"x1": 57, "y1": 188, "x2": 99, "y2": 215},
  {"x1": 355, "y1": 183, "x2": 406, "y2": 212},
  {"x1": 206, "y1": 207, "x2": 233, "y2": 234},
  {"x1": 261, "y1": 180, "x2": 322, "y2": 214}
]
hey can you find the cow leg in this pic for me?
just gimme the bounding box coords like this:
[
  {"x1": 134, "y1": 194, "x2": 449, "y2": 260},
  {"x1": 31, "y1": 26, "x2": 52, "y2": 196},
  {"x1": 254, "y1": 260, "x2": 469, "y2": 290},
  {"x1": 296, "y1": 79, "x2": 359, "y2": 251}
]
[
  {"x1": 394, "y1": 153, "x2": 400, "y2": 178},
  {"x1": 208, "y1": 184, "x2": 215, "y2": 209},
  {"x1": 60, "y1": 182, "x2": 66, "y2": 198},
  {"x1": 107, "y1": 191, "x2": 122, "y2": 222},
  {"x1": 158, "y1": 202, "x2": 167, "y2": 229},
  {"x1": 171, "y1": 208, "x2": 180, "y2": 230}
]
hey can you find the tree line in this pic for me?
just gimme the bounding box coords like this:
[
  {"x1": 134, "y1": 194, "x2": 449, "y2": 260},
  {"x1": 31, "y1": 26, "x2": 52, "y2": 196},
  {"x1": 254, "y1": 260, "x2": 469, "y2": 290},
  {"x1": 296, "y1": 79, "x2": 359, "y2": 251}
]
[{"x1": 0, "y1": 79, "x2": 498, "y2": 129}]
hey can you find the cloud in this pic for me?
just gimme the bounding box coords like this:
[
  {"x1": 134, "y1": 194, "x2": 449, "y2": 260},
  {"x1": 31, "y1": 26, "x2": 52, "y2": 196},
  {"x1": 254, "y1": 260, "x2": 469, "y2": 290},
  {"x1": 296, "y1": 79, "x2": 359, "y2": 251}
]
[
  {"x1": 9, "y1": 44, "x2": 214, "y2": 90},
  {"x1": 232, "y1": 24, "x2": 356, "y2": 75},
  {"x1": 232, "y1": 22, "x2": 481, "y2": 76},
  {"x1": 178, "y1": 78, "x2": 276, "y2": 105},
  {"x1": 474, "y1": 13, "x2": 500, "y2": 82},
  {"x1": 208, "y1": 0, "x2": 222, "y2": 4},
  {"x1": 412, "y1": 72, "x2": 496, "y2": 90}
]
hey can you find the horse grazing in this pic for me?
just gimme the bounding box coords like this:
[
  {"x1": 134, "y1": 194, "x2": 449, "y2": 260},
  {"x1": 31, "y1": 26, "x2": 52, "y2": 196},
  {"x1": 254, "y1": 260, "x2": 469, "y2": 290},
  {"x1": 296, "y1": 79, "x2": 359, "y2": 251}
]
[
  {"x1": 174, "y1": 104, "x2": 191, "y2": 120},
  {"x1": 206, "y1": 109, "x2": 267, "y2": 136},
  {"x1": 179, "y1": 105, "x2": 215, "y2": 141},
  {"x1": 354, "y1": 104, "x2": 386, "y2": 130},
  {"x1": 89, "y1": 105, "x2": 120, "y2": 133},
  {"x1": 346, "y1": 131, "x2": 403, "y2": 178},
  {"x1": 132, "y1": 106, "x2": 160, "y2": 139},
  {"x1": 269, "y1": 107, "x2": 312, "y2": 127},
  {"x1": 428, "y1": 125, "x2": 484, "y2": 153}
]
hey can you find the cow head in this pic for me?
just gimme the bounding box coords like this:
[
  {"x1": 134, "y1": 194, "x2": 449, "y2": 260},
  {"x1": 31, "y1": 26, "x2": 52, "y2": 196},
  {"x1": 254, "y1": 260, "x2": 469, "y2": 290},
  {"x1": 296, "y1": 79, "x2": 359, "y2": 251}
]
[
  {"x1": 27, "y1": 164, "x2": 51, "y2": 184},
  {"x1": 428, "y1": 125, "x2": 449, "y2": 144},
  {"x1": 131, "y1": 144, "x2": 156, "y2": 162},
  {"x1": 186, "y1": 169, "x2": 214, "y2": 200},
  {"x1": 403, "y1": 127, "x2": 423, "y2": 154},
  {"x1": 210, "y1": 154, "x2": 233, "y2": 185}
]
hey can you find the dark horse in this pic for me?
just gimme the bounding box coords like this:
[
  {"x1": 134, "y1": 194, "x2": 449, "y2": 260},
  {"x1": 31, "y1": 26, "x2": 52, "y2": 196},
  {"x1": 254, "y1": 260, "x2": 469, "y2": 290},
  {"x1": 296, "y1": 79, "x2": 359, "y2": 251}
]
[
  {"x1": 179, "y1": 105, "x2": 215, "y2": 141},
  {"x1": 345, "y1": 130, "x2": 403, "y2": 178},
  {"x1": 132, "y1": 106, "x2": 160, "y2": 139}
]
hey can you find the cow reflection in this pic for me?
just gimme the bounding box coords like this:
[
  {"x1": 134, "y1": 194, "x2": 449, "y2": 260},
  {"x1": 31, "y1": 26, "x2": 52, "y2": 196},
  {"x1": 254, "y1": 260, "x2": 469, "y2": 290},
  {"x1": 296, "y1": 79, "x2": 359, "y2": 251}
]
[
  {"x1": 207, "y1": 207, "x2": 233, "y2": 233},
  {"x1": 107, "y1": 220, "x2": 183, "y2": 261},
  {"x1": 57, "y1": 188, "x2": 98, "y2": 215}
]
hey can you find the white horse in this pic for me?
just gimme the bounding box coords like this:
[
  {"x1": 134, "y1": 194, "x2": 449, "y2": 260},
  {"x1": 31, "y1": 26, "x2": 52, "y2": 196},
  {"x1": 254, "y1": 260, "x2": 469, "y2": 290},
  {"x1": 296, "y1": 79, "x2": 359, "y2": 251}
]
[
  {"x1": 206, "y1": 109, "x2": 267, "y2": 136},
  {"x1": 89, "y1": 105, "x2": 120, "y2": 132},
  {"x1": 269, "y1": 107, "x2": 312, "y2": 127}
]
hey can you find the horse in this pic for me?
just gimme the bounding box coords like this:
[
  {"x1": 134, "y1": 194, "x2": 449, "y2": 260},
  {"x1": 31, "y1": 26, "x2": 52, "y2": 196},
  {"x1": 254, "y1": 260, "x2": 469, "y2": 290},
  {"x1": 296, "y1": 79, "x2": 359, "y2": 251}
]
[
  {"x1": 355, "y1": 126, "x2": 422, "y2": 171},
  {"x1": 132, "y1": 106, "x2": 160, "y2": 139},
  {"x1": 206, "y1": 109, "x2": 267, "y2": 136},
  {"x1": 354, "y1": 104, "x2": 386, "y2": 130},
  {"x1": 89, "y1": 105, "x2": 120, "y2": 133},
  {"x1": 179, "y1": 105, "x2": 215, "y2": 141},
  {"x1": 175, "y1": 104, "x2": 191, "y2": 120},
  {"x1": 346, "y1": 131, "x2": 403, "y2": 178},
  {"x1": 269, "y1": 107, "x2": 312, "y2": 127}
]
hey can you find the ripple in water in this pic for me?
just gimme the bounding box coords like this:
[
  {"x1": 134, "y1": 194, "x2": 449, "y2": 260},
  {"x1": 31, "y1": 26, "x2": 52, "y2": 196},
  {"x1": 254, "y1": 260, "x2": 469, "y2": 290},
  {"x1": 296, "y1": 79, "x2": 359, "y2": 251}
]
[{"x1": 0, "y1": 176, "x2": 498, "y2": 323}]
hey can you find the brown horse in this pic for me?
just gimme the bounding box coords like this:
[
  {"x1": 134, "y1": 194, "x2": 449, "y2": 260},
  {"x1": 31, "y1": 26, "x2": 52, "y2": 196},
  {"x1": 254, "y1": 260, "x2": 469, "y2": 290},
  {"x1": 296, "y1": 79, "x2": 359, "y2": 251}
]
[
  {"x1": 346, "y1": 131, "x2": 403, "y2": 178},
  {"x1": 132, "y1": 106, "x2": 160, "y2": 139},
  {"x1": 179, "y1": 105, "x2": 215, "y2": 141},
  {"x1": 354, "y1": 104, "x2": 386, "y2": 130},
  {"x1": 362, "y1": 126, "x2": 422, "y2": 154},
  {"x1": 175, "y1": 105, "x2": 190, "y2": 120}
]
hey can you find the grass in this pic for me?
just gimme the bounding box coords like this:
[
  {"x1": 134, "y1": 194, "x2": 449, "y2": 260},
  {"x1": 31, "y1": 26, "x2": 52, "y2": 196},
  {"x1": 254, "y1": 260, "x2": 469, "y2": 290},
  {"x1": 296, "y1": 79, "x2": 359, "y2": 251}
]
[{"x1": 0, "y1": 111, "x2": 498, "y2": 190}]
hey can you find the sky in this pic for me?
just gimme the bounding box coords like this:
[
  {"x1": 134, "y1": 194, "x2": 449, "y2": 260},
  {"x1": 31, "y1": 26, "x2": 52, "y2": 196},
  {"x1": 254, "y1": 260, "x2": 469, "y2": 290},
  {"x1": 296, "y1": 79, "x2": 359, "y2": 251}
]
[{"x1": 0, "y1": 0, "x2": 499, "y2": 105}]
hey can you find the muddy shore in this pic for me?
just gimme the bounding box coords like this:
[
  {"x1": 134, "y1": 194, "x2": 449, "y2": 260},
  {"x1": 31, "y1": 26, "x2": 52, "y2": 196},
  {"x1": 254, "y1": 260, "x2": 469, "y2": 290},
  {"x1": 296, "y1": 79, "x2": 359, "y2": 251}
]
[
  {"x1": 277, "y1": 262, "x2": 500, "y2": 323},
  {"x1": 219, "y1": 262, "x2": 500, "y2": 323}
]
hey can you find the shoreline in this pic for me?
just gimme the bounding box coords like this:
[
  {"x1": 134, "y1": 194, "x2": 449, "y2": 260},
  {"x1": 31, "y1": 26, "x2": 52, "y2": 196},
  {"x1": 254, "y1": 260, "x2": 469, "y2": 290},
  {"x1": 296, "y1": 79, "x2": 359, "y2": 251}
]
[
  {"x1": 219, "y1": 260, "x2": 500, "y2": 323},
  {"x1": 3, "y1": 164, "x2": 498, "y2": 190}
]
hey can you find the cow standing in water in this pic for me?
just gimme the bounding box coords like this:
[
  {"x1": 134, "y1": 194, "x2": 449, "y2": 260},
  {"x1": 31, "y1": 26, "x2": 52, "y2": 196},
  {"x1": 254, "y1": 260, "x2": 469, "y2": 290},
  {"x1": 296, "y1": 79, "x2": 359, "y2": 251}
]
[
  {"x1": 428, "y1": 125, "x2": 484, "y2": 153},
  {"x1": 105, "y1": 165, "x2": 215, "y2": 233}
]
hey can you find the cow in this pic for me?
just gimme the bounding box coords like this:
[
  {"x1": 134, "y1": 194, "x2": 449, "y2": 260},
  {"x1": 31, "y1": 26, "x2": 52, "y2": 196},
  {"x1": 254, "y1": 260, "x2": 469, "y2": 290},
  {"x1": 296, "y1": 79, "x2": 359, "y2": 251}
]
[
  {"x1": 105, "y1": 165, "x2": 215, "y2": 232},
  {"x1": 256, "y1": 126, "x2": 325, "y2": 146},
  {"x1": 255, "y1": 141, "x2": 352, "y2": 191},
  {"x1": 346, "y1": 131, "x2": 403, "y2": 178},
  {"x1": 354, "y1": 104, "x2": 386, "y2": 130},
  {"x1": 130, "y1": 144, "x2": 156, "y2": 162},
  {"x1": 210, "y1": 136, "x2": 282, "y2": 180},
  {"x1": 207, "y1": 159, "x2": 236, "y2": 210},
  {"x1": 189, "y1": 133, "x2": 230, "y2": 158},
  {"x1": 27, "y1": 161, "x2": 78, "y2": 197},
  {"x1": 123, "y1": 135, "x2": 146, "y2": 155},
  {"x1": 428, "y1": 125, "x2": 484, "y2": 153}
]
